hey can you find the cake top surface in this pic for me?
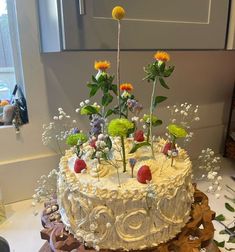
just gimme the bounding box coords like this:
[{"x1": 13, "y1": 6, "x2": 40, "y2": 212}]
[{"x1": 60, "y1": 138, "x2": 192, "y2": 199}]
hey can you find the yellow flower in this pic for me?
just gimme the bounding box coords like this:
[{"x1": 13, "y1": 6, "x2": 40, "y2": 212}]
[
  {"x1": 154, "y1": 51, "x2": 170, "y2": 62},
  {"x1": 94, "y1": 61, "x2": 111, "y2": 71},
  {"x1": 120, "y1": 83, "x2": 133, "y2": 92},
  {"x1": 112, "y1": 6, "x2": 125, "y2": 20}
]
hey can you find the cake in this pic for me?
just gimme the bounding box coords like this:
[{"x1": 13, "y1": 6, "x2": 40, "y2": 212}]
[
  {"x1": 49, "y1": 6, "x2": 217, "y2": 252},
  {"x1": 58, "y1": 139, "x2": 194, "y2": 251}
]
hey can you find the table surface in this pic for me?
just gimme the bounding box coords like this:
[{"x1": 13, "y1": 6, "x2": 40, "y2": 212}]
[{"x1": 0, "y1": 157, "x2": 234, "y2": 252}]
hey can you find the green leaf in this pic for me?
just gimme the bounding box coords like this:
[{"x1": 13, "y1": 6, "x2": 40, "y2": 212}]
[
  {"x1": 159, "y1": 62, "x2": 165, "y2": 73},
  {"x1": 111, "y1": 84, "x2": 118, "y2": 95},
  {"x1": 100, "y1": 82, "x2": 109, "y2": 93},
  {"x1": 152, "y1": 119, "x2": 163, "y2": 127},
  {"x1": 154, "y1": 96, "x2": 167, "y2": 108},
  {"x1": 214, "y1": 240, "x2": 225, "y2": 248},
  {"x1": 129, "y1": 142, "x2": 151, "y2": 154},
  {"x1": 228, "y1": 236, "x2": 235, "y2": 244},
  {"x1": 80, "y1": 105, "x2": 99, "y2": 115},
  {"x1": 88, "y1": 84, "x2": 100, "y2": 97},
  {"x1": 164, "y1": 66, "x2": 175, "y2": 77},
  {"x1": 225, "y1": 195, "x2": 235, "y2": 204},
  {"x1": 159, "y1": 77, "x2": 170, "y2": 89},
  {"x1": 225, "y1": 202, "x2": 235, "y2": 212},
  {"x1": 105, "y1": 136, "x2": 112, "y2": 150},
  {"x1": 215, "y1": 214, "x2": 226, "y2": 221},
  {"x1": 92, "y1": 75, "x2": 98, "y2": 83},
  {"x1": 105, "y1": 109, "x2": 113, "y2": 118},
  {"x1": 219, "y1": 226, "x2": 235, "y2": 235},
  {"x1": 219, "y1": 229, "x2": 228, "y2": 235},
  {"x1": 102, "y1": 93, "x2": 113, "y2": 106}
]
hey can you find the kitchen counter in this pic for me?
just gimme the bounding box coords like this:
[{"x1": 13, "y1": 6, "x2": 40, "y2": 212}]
[{"x1": 0, "y1": 157, "x2": 234, "y2": 252}]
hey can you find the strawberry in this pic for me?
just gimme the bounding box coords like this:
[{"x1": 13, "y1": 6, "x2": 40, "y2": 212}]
[
  {"x1": 162, "y1": 142, "x2": 173, "y2": 155},
  {"x1": 74, "y1": 159, "x2": 87, "y2": 173},
  {"x1": 137, "y1": 165, "x2": 152, "y2": 184},
  {"x1": 134, "y1": 130, "x2": 145, "y2": 142}
]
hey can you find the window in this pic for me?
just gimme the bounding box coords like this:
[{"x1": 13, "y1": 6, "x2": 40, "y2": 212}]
[{"x1": 0, "y1": 0, "x2": 27, "y2": 127}]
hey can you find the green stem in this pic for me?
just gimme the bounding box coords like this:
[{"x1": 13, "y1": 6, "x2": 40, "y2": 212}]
[
  {"x1": 147, "y1": 126, "x2": 150, "y2": 143},
  {"x1": 116, "y1": 21, "x2": 121, "y2": 118},
  {"x1": 171, "y1": 136, "x2": 176, "y2": 167},
  {"x1": 149, "y1": 78, "x2": 157, "y2": 159},
  {"x1": 121, "y1": 136, "x2": 127, "y2": 172}
]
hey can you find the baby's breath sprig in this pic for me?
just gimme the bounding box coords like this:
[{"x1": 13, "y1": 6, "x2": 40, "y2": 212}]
[
  {"x1": 166, "y1": 103, "x2": 200, "y2": 144},
  {"x1": 42, "y1": 108, "x2": 77, "y2": 155},
  {"x1": 32, "y1": 169, "x2": 58, "y2": 215},
  {"x1": 195, "y1": 148, "x2": 222, "y2": 198}
]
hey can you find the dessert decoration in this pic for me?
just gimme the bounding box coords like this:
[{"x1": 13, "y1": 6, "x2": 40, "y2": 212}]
[
  {"x1": 74, "y1": 159, "x2": 87, "y2": 174},
  {"x1": 137, "y1": 165, "x2": 152, "y2": 184},
  {"x1": 36, "y1": 5, "x2": 223, "y2": 252}
]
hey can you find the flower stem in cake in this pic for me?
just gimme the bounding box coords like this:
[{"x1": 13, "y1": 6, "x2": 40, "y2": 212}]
[
  {"x1": 167, "y1": 124, "x2": 187, "y2": 167},
  {"x1": 146, "y1": 126, "x2": 150, "y2": 143},
  {"x1": 149, "y1": 78, "x2": 157, "y2": 159},
  {"x1": 171, "y1": 136, "x2": 176, "y2": 167},
  {"x1": 121, "y1": 136, "x2": 127, "y2": 172},
  {"x1": 108, "y1": 118, "x2": 134, "y2": 173},
  {"x1": 112, "y1": 7, "x2": 125, "y2": 118},
  {"x1": 117, "y1": 20, "x2": 121, "y2": 118}
]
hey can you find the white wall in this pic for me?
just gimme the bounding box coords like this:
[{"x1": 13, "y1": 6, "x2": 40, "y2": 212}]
[{"x1": 0, "y1": 0, "x2": 235, "y2": 203}]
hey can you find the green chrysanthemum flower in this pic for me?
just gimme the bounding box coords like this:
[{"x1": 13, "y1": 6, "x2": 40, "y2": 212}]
[
  {"x1": 80, "y1": 105, "x2": 100, "y2": 115},
  {"x1": 168, "y1": 124, "x2": 187, "y2": 138},
  {"x1": 143, "y1": 114, "x2": 162, "y2": 127},
  {"x1": 108, "y1": 118, "x2": 134, "y2": 137},
  {"x1": 66, "y1": 133, "x2": 88, "y2": 146}
]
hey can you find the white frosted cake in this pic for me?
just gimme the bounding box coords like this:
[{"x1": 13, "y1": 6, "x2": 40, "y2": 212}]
[
  {"x1": 55, "y1": 7, "x2": 197, "y2": 251},
  {"x1": 57, "y1": 139, "x2": 194, "y2": 251}
]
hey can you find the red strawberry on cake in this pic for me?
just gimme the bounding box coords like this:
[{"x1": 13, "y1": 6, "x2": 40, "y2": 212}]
[
  {"x1": 74, "y1": 159, "x2": 87, "y2": 173},
  {"x1": 137, "y1": 165, "x2": 152, "y2": 184},
  {"x1": 134, "y1": 130, "x2": 145, "y2": 142}
]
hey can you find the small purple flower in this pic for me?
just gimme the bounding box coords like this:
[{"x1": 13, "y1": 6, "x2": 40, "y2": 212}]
[
  {"x1": 90, "y1": 115, "x2": 106, "y2": 137},
  {"x1": 72, "y1": 127, "x2": 80, "y2": 134},
  {"x1": 127, "y1": 99, "x2": 143, "y2": 115},
  {"x1": 129, "y1": 158, "x2": 137, "y2": 178},
  {"x1": 129, "y1": 158, "x2": 137, "y2": 168}
]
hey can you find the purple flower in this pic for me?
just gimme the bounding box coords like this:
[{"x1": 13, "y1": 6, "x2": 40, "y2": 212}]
[
  {"x1": 127, "y1": 99, "x2": 143, "y2": 115},
  {"x1": 72, "y1": 127, "x2": 80, "y2": 134},
  {"x1": 90, "y1": 115, "x2": 106, "y2": 137}
]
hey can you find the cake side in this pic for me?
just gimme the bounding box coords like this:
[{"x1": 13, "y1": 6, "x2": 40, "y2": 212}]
[{"x1": 57, "y1": 139, "x2": 194, "y2": 251}]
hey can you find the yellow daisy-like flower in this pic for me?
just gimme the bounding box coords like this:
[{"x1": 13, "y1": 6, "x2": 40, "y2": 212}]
[
  {"x1": 112, "y1": 6, "x2": 125, "y2": 20},
  {"x1": 94, "y1": 60, "x2": 111, "y2": 71},
  {"x1": 154, "y1": 51, "x2": 170, "y2": 62},
  {"x1": 120, "y1": 83, "x2": 133, "y2": 92}
]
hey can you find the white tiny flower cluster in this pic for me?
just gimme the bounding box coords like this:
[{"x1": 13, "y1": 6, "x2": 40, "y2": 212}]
[
  {"x1": 42, "y1": 107, "x2": 78, "y2": 155},
  {"x1": 145, "y1": 182, "x2": 158, "y2": 210},
  {"x1": 75, "y1": 100, "x2": 101, "y2": 113},
  {"x1": 146, "y1": 181, "x2": 157, "y2": 199},
  {"x1": 94, "y1": 134, "x2": 110, "y2": 159},
  {"x1": 53, "y1": 107, "x2": 71, "y2": 120},
  {"x1": 32, "y1": 169, "x2": 58, "y2": 207},
  {"x1": 196, "y1": 148, "x2": 222, "y2": 198},
  {"x1": 167, "y1": 103, "x2": 200, "y2": 143}
]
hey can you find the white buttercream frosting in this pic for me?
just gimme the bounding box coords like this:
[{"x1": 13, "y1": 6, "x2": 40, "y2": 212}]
[{"x1": 57, "y1": 138, "x2": 194, "y2": 251}]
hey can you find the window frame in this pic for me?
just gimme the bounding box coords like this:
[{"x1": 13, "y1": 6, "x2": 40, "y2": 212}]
[{"x1": 5, "y1": 0, "x2": 26, "y2": 97}]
